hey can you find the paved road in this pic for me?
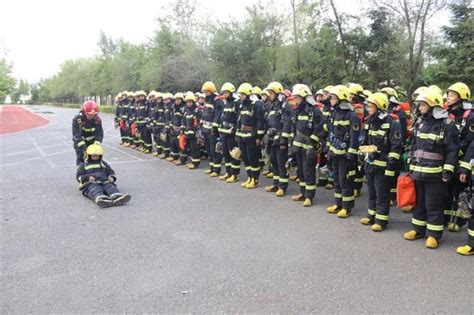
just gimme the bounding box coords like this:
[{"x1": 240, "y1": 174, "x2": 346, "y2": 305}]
[{"x1": 1, "y1": 105, "x2": 472, "y2": 313}]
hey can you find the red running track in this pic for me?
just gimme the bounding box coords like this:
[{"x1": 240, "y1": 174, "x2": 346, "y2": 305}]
[{"x1": 0, "y1": 105, "x2": 49, "y2": 135}]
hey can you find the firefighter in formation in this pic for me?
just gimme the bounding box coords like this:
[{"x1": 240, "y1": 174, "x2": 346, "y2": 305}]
[{"x1": 109, "y1": 81, "x2": 473, "y2": 256}]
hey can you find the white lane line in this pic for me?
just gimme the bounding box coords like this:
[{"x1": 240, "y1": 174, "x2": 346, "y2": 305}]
[
  {"x1": 26, "y1": 132, "x2": 55, "y2": 168},
  {"x1": 2, "y1": 143, "x2": 65, "y2": 157},
  {"x1": 0, "y1": 148, "x2": 71, "y2": 167}
]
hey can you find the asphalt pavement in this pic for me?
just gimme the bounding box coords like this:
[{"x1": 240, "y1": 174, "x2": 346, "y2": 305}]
[{"x1": 1, "y1": 105, "x2": 472, "y2": 313}]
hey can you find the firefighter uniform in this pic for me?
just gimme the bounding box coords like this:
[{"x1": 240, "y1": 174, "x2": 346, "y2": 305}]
[
  {"x1": 216, "y1": 83, "x2": 241, "y2": 182},
  {"x1": 404, "y1": 89, "x2": 459, "y2": 249},
  {"x1": 290, "y1": 84, "x2": 324, "y2": 207},
  {"x1": 360, "y1": 92, "x2": 402, "y2": 231},
  {"x1": 146, "y1": 91, "x2": 157, "y2": 154},
  {"x1": 326, "y1": 85, "x2": 361, "y2": 218},
  {"x1": 182, "y1": 92, "x2": 201, "y2": 168},
  {"x1": 76, "y1": 144, "x2": 130, "y2": 208},
  {"x1": 72, "y1": 104, "x2": 104, "y2": 166},
  {"x1": 152, "y1": 93, "x2": 166, "y2": 156},
  {"x1": 264, "y1": 82, "x2": 292, "y2": 196},
  {"x1": 114, "y1": 93, "x2": 126, "y2": 145},
  {"x1": 135, "y1": 91, "x2": 152, "y2": 153},
  {"x1": 161, "y1": 94, "x2": 173, "y2": 159},
  {"x1": 457, "y1": 140, "x2": 474, "y2": 255},
  {"x1": 236, "y1": 83, "x2": 266, "y2": 189},
  {"x1": 200, "y1": 82, "x2": 222, "y2": 176},
  {"x1": 169, "y1": 93, "x2": 186, "y2": 164},
  {"x1": 445, "y1": 82, "x2": 474, "y2": 231}
]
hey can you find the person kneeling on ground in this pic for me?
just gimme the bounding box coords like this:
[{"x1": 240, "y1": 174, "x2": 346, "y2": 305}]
[{"x1": 76, "y1": 144, "x2": 131, "y2": 208}]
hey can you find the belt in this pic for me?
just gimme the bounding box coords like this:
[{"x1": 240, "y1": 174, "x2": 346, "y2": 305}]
[{"x1": 413, "y1": 150, "x2": 444, "y2": 161}]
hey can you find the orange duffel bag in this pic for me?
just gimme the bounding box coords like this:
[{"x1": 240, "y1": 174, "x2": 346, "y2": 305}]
[
  {"x1": 397, "y1": 172, "x2": 416, "y2": 212},
  {"x1": 179, "y1": 133, "x2": 187, "y2": 151}
]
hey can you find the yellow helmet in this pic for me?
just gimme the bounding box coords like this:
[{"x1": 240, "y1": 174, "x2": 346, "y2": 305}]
[
  {"x1": 329, "y1": 85, "x2": 350, "y2": 101},
  {"x1": 415, "y1": 90, "x2": 443, "y2": 108},
  {"x1": 220, "y1": 82, "x2": 236, "y2": 93},
  {"x1": 262, "y1": 89, "x2": 270, "y2": 97},
  {"x1": 163, "y1": 92, "x2": 172, "y2": 100},
  {"x1": 201, "y1": 81, "x2": 217, "y2": 93},
  {"x1": 429, "y1": 85, "x2": 443, "y2": 96},
  {"x1": 195, "y1": 92, "x2": 205, "y2": 99},
  {"x1": 380, "y1": 87, "x2": 398, "y2": 99},
  {"x1": 127, "y1": 91, "x2": 135, "y2": 98},
  {"x1": 447, "y1": 82, "x2": 471, "y2": 101},
  {"x1": 413, "y1": 86, "x2": 428, "y2": 97},
  {"x1": 121, "y1": 91, "x2": 128, "y2": 97},
  {"x1": 292, "y1": 84, "x2": 311, "y2": 98},
  {"x1": 137, "y1": 90, "x2": 147, "y2": 97},
  {"x1": 86, "y1": 143, "x2": 104, "y2": 156},
  {"x1": 237, "y1": 83, "x2": 253, "y2": 95},
  {"x1": 155, "y1": 92, "x2": 163, "y2": 99},
  {"x1": 184, "y1": 91, "x2": 196, "y2": 102},
  {"x1": 174, "y1": 92, "x2": 185, "y2": 100},
  {"x1": 362, "y1": 89, "x2": 373, "y2": 99},
  {"x1": 265, "y1": 81, "x2": 284, "y2": 94},
  {"x1": 323, "y1": 85, "x2": 334, "y2": 93},
  {"x1": 349, "y1": 83, "x2": 364, "y2": 95},
  {"x1": 315, "y1": 89, "x2": 324, "y2": 96},
  {"x1": 367, "y1": 92, "x2": 389, "y2": 111},
  {"x1": 252, "y1": 86, "x2": 262, "y2": 95},
  {"x1": 148, "y1": 90, "x2": 157, "y2": 99}
]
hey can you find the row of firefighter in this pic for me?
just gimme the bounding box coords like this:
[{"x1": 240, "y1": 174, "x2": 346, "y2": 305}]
[{"x1": 73, "y1": 80, "x2": 473, "y2": 255}]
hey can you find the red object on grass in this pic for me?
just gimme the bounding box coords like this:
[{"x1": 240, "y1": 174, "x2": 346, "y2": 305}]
[{"x1": 0, "y1": 105, "x2": 49, "y2": 135}]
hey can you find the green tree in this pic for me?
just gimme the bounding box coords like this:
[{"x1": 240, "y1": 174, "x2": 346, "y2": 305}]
[{"x1": 0, "y1": 58, "x2": 16, "y2": 103}]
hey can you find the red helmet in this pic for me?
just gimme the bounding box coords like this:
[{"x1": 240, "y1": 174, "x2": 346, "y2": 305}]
[{"x1": 82, "y1": 101, "x2": 99, "y2": 115}]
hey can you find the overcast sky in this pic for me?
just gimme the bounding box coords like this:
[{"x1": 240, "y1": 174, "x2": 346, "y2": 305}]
[{"x1": 0, "y1": 0, "x2": 449, "y2": 83}]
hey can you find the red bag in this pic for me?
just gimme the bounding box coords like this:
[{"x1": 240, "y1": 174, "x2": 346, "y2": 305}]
[
  {"x1": 179, "y1": 133, "x2": 187, "y2": 151},
  {"x1": 119, "y1": 119, "x2": 126, "y2": 130},
  {"x1": 131, "y1": 123, "x2": 137, "y2": 137},
  {"x1": 397, "y1": 173, "x2": 416, "y2": 209}
]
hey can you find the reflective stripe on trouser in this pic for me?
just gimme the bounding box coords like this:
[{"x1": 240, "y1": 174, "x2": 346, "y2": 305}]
[
  {"x1": 84, "y1": 182, "x2": 119, "y2": 201},
  {"x1": 294, "y1": 147, "x2": 316, "y2": 200},
  {"x1": 223, "y1": 135, "x2": 240, "y2": 175},
  {"x1": 444, "y1": 179, "x2": 467, "y2": 227},
  {"x1": 187, "y1": 136, "x2": 201, "y2": 166},
  {"x1": 139, "y1": 124, "x2": 152, "y2": 150},
  {"x1": 353, "y1": 163, "x2": 365, "y2": 191},
  {"x1": 239, "y1": 139, "x2": 260, "y2": 180},
  {"x1": 170, "y1": 132, "x2": 180, "y2": 160},
  {"x1": 366, "y1": 167, "x2": 391, "y2": 227},
  {"x1": 276, "y1": 145, "x2": 289, "y2": 189},
  {"x1": 209, "y1": 133, "x2": 222, "y2": 173},
  {"x1": 332, "y1": 156, "x2": 354, "y2": 210},
  {"x1": 412, "y1": 179, "x2": 448, "y2": 239}
]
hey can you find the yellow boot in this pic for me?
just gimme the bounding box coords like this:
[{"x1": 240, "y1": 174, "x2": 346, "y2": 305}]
[
  {"x1": 166, "y1": 157, "x2": 174, "y2": 162},
  {"x1": 152, "y1": 152, "x2": 159, "y2": 157},
  {"x1": 303, "y1": 198, "x2": 312, "y2": 207},
  {"x1": 354, "y1": 189, "x2": 361, "y2": 198},
  {"x1": 289, "y1": 175, "x2": 298, "y2": 181},
  {"x1": 404, "y1": 230, "x2": 423, "y2": 241},
  {"x1": 327, "y1": 205, "x2": 339, "y2": 213},
  {"x1": 204, "y1": 169, "x2": 212, "y2": 174},
  {"x1": 401, "y1": 206, "x2": 413, "y2": 213},
  {"x1": 174, "y1": 160, "x2": 183, "y2": 166},
  {"x1": 209, "y1": 172, "x2": 219, "y2": 177},
  {"x1": 425, "y1": 236, "x2": 439, "y2": 249},
  {"x1": 226, "y1": 175, "x2": 239, "y2": 183},
  {"x1": 123, "y1": 142, "x2": 130, "y2": 147},
  {"x1": 337, "y1": 209, "x2": 350, "y2": 218},
  {"x1": 360, "y1": 217, "x2": 373, "y2": 225},
  {"x1": 372, "y1": 224, "x2": 384, "y2": 232},
  {"x1": 266, "y1": 172, "x2": 273, "y2": 179},
  {"x1": 219, "y1": 173, "x2": 230, "y2": 180},
  {"x1": 448, "y1": 223, "x2": 461, "y2": 232},
  {"x1": 241, "y1": 178, "x2": 251, "y2": 188},
  {"x1": 265, "y1": 185, "x2": 278, "y2": 192},
  {"x1": 246, "y1": 178, "x2": 258, "y2": 189},
  {"x1": 292, "y1": 194, "x2": 305, "y2": 201},
  {"x1": 187, "y1": 164, "x2": 196, "y2": 170},
  {"x1": 325, "y1": 182, "x2": 334, "y2": 190},
  {"x1": 262, "y1": 170, "x2": 270, "y2": 176},
  {"x1": 456, "y1": 245, "x2": 474, "y2": 256},
  {"x1": 275, "y1": 188, "x2": 285, "y2": 197}
]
